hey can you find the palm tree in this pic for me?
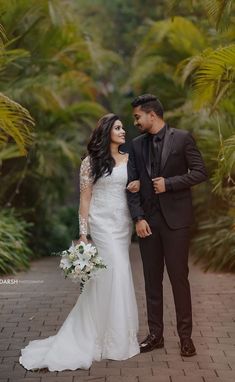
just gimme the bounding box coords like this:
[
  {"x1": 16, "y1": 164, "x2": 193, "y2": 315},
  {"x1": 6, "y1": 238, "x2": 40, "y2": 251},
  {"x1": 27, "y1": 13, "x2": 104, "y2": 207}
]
[{"x1": 0, "y1": 0, "x2": 107, "y2": 269}]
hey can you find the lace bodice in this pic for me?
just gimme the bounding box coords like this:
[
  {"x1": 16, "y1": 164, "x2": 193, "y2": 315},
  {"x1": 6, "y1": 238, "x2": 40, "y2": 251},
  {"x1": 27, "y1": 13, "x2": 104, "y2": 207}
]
[
  {"x1": 92, "y1": 163, "x2": 128, "y2": 206},
  {"x1": 79, "y1": 156, "x2": 129, "y2": 236}
]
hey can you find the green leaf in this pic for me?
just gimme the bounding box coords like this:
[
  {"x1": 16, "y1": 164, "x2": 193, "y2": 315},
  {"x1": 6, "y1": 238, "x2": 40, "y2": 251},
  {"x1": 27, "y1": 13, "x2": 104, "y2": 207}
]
[{"x1": 0, "y1": 93, "x2": 35, "y2": 155}]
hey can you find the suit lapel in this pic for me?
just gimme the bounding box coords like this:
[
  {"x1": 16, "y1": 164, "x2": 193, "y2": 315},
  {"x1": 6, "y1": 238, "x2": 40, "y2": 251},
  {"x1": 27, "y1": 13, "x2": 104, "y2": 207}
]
[
  {"x1": 161, "y1": 126, "x2": 174, "y2": 172},
  {"x1": 142, "y1": 135, "x2": 152, "y2": 178}
]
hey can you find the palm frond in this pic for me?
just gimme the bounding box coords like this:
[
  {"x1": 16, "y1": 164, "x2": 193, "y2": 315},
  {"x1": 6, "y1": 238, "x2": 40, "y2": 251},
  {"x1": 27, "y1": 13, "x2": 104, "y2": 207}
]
[
  {"x1": 35, "y1": 134, "x2": 80, "y2": 177},
  {"x1": 0, "y1": 23, "x2": 7, "y2": 42},
  {"x1": 0, "y1": 93, "x2": 35, "y2": 155},
  {"x1": 0, "y1": 22, "x2": 30, "y2": 76},
  {"x1": 212, "y1": 133, "x2": 235, "y2": 197},
  {"x1": 191, "y1": 44, "x2": 235, "y2": 109},
  {"x1": 59, "y1": 71, "x2": 96, "y2": 99},
  {"x1": 177, "y1": 48, "x2": 213, "y2": 85},
  {"x1": 64, "y1": 101, "x2": 106, "y2": 119},
  {"x1": 86, "y1": 39, "x2": 124, "y2": 76},
  {"x1": 48, "y1": 0, "x2": 75, "y2": 26},
  {"x1": 130, "y1": 16, "x2": 207, "y2": 96},
  {"x1": 128, "y1": 56, "x2": 170, "y2": 87},
  {"x1": 135, "y1": 17, "x2": 206, "y2": 61},
  {"x1": 205, "y1": 0, "x2": 233, "y2": 30},
  {"x1": 0, "y1": 48, "x2": 30, "y2": 76},
  {"x1": 167, "y1": 0, "x2": 181, "y2": 13},
  {"x1": 0, "y1": 143, "x2": 24, "y2": 164},
  {"x1": 167, "y1": 0, "x2": 195, "y2": 16}
]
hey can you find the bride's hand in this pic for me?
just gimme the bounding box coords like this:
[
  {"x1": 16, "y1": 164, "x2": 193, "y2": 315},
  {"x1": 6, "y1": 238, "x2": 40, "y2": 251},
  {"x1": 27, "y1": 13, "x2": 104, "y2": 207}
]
[
  {"x1": 127, "y1": 180, "x2": 140, "y2": 193},
  {"x1": 73, "y1": 235, "x2": 88, "y2": 245}
]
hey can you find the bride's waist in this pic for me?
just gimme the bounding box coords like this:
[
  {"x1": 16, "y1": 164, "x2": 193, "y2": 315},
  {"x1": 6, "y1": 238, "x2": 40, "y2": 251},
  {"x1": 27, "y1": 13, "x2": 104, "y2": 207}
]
[{"x1": 91, "y1": 195, "x2": 128, "y2": 208}]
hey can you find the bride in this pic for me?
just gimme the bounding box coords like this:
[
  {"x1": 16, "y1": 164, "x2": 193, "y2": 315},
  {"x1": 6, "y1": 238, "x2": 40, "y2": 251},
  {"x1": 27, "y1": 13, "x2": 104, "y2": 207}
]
[{"x1": 19, "y1": 113, "x2": 140, "y2": 371}]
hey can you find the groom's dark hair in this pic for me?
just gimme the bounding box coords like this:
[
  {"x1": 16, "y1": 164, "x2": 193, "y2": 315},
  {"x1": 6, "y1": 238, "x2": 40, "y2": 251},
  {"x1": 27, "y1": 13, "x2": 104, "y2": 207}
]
[{"x1": 131, "y1": 94, "x2": 164, "y2": 119}]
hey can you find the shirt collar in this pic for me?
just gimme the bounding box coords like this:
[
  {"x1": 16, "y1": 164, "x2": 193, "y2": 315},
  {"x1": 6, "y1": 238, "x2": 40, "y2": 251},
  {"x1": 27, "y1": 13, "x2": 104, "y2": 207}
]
[{"x1": 149, "y1": 124, "x2": 166, "y2": 141}]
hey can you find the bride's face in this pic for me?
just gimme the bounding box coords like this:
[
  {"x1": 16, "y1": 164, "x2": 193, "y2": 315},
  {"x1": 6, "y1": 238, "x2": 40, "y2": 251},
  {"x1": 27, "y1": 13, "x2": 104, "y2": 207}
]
[{"x1": 110, "y1": 120, "x2": 126, "y2": 145}]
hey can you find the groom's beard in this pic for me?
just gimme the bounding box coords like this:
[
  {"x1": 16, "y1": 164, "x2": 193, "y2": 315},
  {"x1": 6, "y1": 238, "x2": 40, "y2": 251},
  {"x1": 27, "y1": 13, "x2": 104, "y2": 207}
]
[
  {"x1": 136, "y1": 124, "x2": 146, "y2": 133},
  {"x1": 137, "y1": 124, "x2": 150, "y2": 134}
]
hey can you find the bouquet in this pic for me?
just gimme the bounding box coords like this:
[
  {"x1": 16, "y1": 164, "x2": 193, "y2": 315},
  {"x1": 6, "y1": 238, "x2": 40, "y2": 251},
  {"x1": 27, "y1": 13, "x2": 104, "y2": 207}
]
[{"x1": 56, "y1": 241, "x2": 107, "y2": 292}]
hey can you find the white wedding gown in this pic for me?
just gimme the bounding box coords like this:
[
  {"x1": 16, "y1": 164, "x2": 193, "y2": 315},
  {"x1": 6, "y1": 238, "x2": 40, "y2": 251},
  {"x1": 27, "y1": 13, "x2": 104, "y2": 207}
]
[{"x1": 19, "y1": 161, "x2": 139, "y2": 371}]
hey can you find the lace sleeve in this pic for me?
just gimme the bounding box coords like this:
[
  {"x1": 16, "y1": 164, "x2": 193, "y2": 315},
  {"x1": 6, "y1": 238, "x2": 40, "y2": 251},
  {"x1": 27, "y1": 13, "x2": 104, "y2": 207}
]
[
  {"x1": 79, "y1": 156, "x2": 93, "y2": 235},
  {"x1": 80, "y1": 156, "x2": 93, "y2": 192}
]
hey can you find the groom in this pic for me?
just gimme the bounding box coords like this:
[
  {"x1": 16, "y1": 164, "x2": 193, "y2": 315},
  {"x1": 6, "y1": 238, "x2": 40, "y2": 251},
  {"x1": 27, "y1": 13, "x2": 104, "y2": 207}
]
[{"x1": 126, "y1": 94, "x2": 207, "y2": 357}]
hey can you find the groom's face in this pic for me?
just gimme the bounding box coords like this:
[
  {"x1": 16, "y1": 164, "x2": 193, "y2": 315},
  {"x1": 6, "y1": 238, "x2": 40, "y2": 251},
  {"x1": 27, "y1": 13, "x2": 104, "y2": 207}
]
[{"x1": 133, "y1": 106, "x2": 153, "y2": 133}]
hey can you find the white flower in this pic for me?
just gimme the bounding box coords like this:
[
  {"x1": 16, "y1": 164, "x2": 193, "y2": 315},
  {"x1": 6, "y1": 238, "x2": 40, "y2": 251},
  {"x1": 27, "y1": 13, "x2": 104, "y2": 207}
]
[
  {"x1": 84, "y1": 245, "x2": 97, "y2": 259},
  {"x1": 76, "y1": 254, "x2": 90, "y2": 270},
  {"x1": 75, "y1": 241, "x2": 86, "y2": 253},
  {"x1": 83, "y1": 251, "x2": 92, "y2": 261},
  {"x1": 68, "y1": 242, "x2": 77, "y2": 255},
  {"x1": 85, "y1": 264, "x2": 94, "y2": 272},
  {"x1": 58, "y1": 241, "x2": 106, "y2": 292},
  {"x1": 68, "y1": 253, "x2": 77, "y2": 261},
  {"x1": 60, "y1": 257, "x2": 72, "y2": 269},
  {"x1": 84, "y1": 243, "x2": 95, "y2": 252},
  {"x1": 94, "y1": 256, "x2": 103, "y2": 265},
  {"x1": 74, "y1": 265, "x2": 81, "y2": 275}
]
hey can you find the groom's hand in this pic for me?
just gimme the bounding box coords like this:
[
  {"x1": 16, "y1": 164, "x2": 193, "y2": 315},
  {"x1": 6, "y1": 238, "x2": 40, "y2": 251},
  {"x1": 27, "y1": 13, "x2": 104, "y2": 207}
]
[
  {"x1": 136, "y1": 219, "x2": 152, "y2": 238},
  {"x1": 152, "y1": 177, "x2": 166, "y2": 194}
]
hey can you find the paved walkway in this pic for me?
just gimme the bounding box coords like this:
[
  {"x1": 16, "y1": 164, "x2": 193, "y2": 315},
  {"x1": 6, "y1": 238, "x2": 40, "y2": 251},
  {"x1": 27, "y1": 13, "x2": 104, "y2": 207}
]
[{"x1": 0, "y1": 243, "x2": 235, "y2": 382}]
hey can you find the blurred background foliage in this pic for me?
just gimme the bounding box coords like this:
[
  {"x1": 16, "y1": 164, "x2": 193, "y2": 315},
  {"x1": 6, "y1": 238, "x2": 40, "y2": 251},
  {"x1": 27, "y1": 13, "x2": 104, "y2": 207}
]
[{"x1": 0, "y1": 0, "x2": 234, "y2": 274}]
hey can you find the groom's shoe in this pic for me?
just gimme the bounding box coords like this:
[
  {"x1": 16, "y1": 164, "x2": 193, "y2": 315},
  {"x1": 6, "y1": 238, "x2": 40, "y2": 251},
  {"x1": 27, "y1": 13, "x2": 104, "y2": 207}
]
[
  {"x1": 180, "y1": 338, "x2": 196, "y2": 357},
  {"x1": 140, "y1": 333, "x2": 164, "y2": 353}
]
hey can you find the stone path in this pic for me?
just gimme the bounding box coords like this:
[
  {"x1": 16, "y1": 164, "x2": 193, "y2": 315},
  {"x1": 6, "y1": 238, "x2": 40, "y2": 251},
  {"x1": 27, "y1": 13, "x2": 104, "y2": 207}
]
[{"x1": 0, "y1": 243, "x2": 235, "y2": 382}]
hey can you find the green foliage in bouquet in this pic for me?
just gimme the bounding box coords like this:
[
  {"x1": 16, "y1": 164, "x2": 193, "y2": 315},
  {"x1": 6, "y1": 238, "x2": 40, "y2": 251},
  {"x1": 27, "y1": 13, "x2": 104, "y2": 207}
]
[{"x1": 0, "y1": 209, "x2": 32, "y2": 274}]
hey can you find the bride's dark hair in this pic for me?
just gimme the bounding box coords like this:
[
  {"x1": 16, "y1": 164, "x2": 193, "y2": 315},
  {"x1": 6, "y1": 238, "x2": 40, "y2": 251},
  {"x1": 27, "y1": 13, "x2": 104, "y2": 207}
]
[{"x1": 87, "y1": 113, "x2": 120, "y2": 183}]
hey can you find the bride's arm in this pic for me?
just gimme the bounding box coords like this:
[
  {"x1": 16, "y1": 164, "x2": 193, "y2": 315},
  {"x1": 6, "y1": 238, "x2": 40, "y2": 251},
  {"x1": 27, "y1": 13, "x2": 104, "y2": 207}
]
[{"x1": 78, "y1": 156, "x2": 93, "y2": 244}]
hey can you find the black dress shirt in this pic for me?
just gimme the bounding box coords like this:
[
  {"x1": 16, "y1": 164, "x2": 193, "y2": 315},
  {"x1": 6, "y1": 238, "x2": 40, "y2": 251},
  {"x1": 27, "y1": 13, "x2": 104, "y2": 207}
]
[
  {"x1": 149, "y1": 125, "x2": 166, "y2": 178},
  {"x1": 134, "y1": 125, "x2": 172, "y2": 222},
  {"x1": 148, "y1": 125, "x2": 166, "y2": 211}
]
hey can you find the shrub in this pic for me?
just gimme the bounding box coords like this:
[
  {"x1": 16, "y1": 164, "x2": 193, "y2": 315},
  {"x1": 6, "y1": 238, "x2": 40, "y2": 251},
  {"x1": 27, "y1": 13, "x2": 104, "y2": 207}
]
[{"x1": 0, "y1": 209, "x2": 32, "y2": 274}]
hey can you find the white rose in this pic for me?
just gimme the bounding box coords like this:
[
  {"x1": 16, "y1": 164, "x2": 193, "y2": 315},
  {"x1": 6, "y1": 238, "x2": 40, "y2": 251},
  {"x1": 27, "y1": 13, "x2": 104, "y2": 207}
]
[
  {"x1": 85, "y1": 264, "x2": 93, "y2": 272},
  {"x1": 74, "y1": 265, "x2": 81, "y2": 275},
  {"x1": 60, "y1": 258, "x2": 72, "y2": 269}
]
